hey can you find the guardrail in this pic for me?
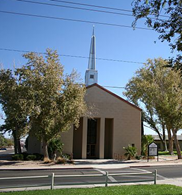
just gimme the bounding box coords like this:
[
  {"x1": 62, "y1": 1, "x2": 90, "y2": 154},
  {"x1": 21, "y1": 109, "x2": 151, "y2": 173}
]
[{"x1": 0, "y1": 170, "x2": 157, "y2": 190}]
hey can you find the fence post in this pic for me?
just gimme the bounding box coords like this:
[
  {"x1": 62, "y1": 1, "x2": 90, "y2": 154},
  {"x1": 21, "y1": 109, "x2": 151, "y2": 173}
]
[
  {"x1": 105, "y1": 171, "x2": 108, "y2": 187},
  {"x1": 51, "y1": 173, "x2": 55, "y2": 190},
  {"x1": 154, "y1": 170, "x2": 157, "y2": 185}
]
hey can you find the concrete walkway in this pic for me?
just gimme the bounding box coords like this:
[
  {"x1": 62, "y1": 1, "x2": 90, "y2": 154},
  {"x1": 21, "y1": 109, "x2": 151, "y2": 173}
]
[{"x1": 1, "y1": 155, "x2": 182, "y2": 170}]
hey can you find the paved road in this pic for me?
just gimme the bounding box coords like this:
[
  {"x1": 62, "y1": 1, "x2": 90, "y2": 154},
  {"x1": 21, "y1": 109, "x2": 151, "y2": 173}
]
[
  {"x1": 0, "y1": 168, "x2": 154, "y2": 189},
  {"x1": 0, "y1": 149, "x2": 14, "y2": 160},
  {"x1": 0, "y1": 165, "x2": 182, "y2": 189},
  {"x1": 135, "y1": 165, "x2": 182, "y2": 179}
]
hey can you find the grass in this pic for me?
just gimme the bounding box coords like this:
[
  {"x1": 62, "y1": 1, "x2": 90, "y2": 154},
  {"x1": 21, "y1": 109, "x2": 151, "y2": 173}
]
[
  {"x1": 158, "y1": 151, "x2": 182, "y2": 155},
  {"x1": 1, "y1": 185, "x2": 182, "y2": 195}
]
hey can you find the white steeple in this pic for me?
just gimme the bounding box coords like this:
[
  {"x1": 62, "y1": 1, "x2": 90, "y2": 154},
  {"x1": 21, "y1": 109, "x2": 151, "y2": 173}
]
[{"x1": 85, "y1": 26, "x2": 98, "y2": 87}]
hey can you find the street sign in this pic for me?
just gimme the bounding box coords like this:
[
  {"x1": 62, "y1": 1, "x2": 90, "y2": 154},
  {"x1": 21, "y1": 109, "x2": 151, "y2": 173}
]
[{"x1": 148, "y1": 142, "x2": 158, "y2": 161}]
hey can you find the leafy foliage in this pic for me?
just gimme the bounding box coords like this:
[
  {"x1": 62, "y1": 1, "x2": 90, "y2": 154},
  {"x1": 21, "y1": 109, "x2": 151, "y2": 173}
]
[
  {"x1": 141, "y1": 135, "x2": 154, "y2": 156},
  {"x1": 133, "y1": 0, "x2": 182, "y2": 52},
  {"x1": 123, "y1": 145, "x2": 137, "y2": 160},
  {"x1": 124, "y1": 58, "x2": 182, "y2": 158},
  {"x1": 26, "y1": 155, "x2": 37, "y2": 161},
  {"x1": 0, "y1": 69, "x2": 28, "y2": 153},
  {"x1": 48, "y1": 138, "x2": 63, "y2": 159},
  {"x1": 15, "y1": 49, "x2": 87, "y2": 160},
  {"x1": 12, "y1": 154, "x2": 24, "y2": 160}
]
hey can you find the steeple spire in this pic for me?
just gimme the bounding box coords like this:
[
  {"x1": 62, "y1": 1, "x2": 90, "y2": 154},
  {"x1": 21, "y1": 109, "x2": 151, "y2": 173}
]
[
  {"x1": 85, "y1": 26, "x2": 98, "y2": 86},
  {"x1": 88, "y1": 25, "x2": 96, "y2": 70}
]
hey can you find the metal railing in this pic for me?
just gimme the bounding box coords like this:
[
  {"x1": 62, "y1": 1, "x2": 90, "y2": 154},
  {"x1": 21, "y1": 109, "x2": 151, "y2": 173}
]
[{"x1": 0, "y1": 170, "x2": 157, "y2": 190}]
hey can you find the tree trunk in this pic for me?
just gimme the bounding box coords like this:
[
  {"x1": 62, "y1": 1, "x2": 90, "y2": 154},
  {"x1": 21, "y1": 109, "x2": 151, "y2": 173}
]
[
  {"x1": 17, "y1": 138, "x2": 22, "y2": 154},
  {"x1": 162, "y1": 123, "x2": 168, "y2": 151},
  {"x1": 172, "y1": 129, "x2": 182, "y2": 159},
  {"x1": 156, "y1": 131, "x2": 165, "y2": 151},
  {"x1": 167, "y1": 127, "x2": 173, "y2": 155},
  {"x1": 43, "y1": 140, "x2": 50, "y2": 161},
  {"x1": 13, "y1": 131, "x2": 18, "y2": 154}
]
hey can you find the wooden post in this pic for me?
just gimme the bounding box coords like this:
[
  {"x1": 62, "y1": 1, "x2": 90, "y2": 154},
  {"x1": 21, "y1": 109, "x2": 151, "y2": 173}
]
[
  {"x1": 105, "y1": 171, "x2": 108, "y2": 187},
  {"x1": 154, "y1": 170, "x2": 157, "y2": 185},
  {"x1": 51, "y1": 173, "x2": 55, "y2": 189}
]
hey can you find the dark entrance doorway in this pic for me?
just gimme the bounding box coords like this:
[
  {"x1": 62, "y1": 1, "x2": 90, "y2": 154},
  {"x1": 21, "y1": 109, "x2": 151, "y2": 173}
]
[
  {"x1": 104, "y1": 118, "x2": 113, "y2": 159},
  {"x1": 87, "y1": 119, "x2": 98, "y2": 158}
]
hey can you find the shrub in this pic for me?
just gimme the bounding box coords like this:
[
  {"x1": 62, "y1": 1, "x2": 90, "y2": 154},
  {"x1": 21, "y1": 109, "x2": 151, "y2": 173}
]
[
  {"x1": 26, "y1": 155, "x2": 37, "y2": 161},
  {"x1": 62, "y1": 153, "x2": 71, "y2": 160},
  {"x1": 22, "y1": 152, "x2": 29, "y2": 159},
  {"x1": 48, "y1": 138, "x2": 63, "y2": 160},
  {"x1": 123, "y1": 145, "x2": 137, "y2": 160},
  {"x1": 33, "y1": 153, "x2": 44, "y2": 160},
  {"x1": 135, "y1": 155, "x2": 142, "y2": 160},
  {"x1": 12, "y1": 154, "x2": 24, "y2": 160},
  {"x1": 56, "y1": 157, "x2": 66, "y2": 164}
]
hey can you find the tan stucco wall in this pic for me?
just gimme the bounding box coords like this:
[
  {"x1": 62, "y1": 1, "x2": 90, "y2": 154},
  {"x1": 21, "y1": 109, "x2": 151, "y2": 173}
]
[
  {"x1": 85, "y1": 85, "x2": 141, "y2": 158},
  {"x1": 61, "y1": 85, "x2": 141, "y2": 159},
  {"x1": 61, "y1": 125, "x2": 73, "y2": 155}
]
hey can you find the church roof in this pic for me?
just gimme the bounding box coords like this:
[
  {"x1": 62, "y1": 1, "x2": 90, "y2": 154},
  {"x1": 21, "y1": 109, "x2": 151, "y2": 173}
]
[{"x1": 86, "y1": 83, "x2": 142, "y2": 111}]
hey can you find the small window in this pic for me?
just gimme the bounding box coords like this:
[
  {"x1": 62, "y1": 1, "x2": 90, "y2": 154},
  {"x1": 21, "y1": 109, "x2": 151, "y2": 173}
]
[
  {"x1": 90, "y1": 75, "x2": 94, "y2": 79},
  {"x1": 132, "y1": 144, "x2": 135, "y2": 147}
]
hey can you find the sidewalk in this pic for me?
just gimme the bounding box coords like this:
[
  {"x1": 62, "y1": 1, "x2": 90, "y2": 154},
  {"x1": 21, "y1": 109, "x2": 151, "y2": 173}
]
[{"x1": 0, "y1": 155, "x2": 182, "y2": 170}]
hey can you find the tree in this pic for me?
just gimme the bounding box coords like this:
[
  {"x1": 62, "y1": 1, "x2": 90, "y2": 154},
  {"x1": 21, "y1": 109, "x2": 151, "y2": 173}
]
[
  {"x1": 132, "y1": 0, "x2": 182, "y2": 52},
  {"x1": 48, "y1": 138, "x2": 63, "y2": 160},
  {"x1": 124, "y1": 58, "x2": 182, "y2": 159},
  {"x1": 141, "y1": 135, "x2": 154, "y2": 156},
  {"x1": 0, "y1": 133, "x2": 6, "y2": 148},
  {"x1": 17, "y1": 49, "x2": 87, "y2": 161},
  {"x1": 0, "y1": 69, "x2": 28, "y2": 154}
]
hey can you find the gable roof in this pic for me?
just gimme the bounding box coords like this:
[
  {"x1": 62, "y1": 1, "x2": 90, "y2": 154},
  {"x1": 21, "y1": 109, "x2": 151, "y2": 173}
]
[{"x1": 86, "y1": 83, "x2": 142, "y2": 111}]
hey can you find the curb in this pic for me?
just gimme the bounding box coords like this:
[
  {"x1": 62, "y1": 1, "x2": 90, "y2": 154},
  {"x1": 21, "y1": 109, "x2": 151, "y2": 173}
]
[{"x1": 0, "y1": 167, "x2": 94, "y2": 171}]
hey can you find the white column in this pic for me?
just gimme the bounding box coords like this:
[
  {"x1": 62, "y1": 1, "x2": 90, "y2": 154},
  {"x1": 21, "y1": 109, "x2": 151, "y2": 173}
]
[
  {"x1": 82, "y1": 117, "x2": 88, "y2": 159},
  {"x1": 99, "y1": 117, "x2": 105, "y2": 159}
]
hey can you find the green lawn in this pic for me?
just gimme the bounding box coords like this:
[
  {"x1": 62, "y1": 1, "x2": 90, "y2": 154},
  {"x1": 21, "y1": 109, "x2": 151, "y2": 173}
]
[
  {"x1": 1, "y1": 185, "x2": 182, "y2": 195},
  {"x1": 158, "y1": 151, "x2": 182, "y2": 155}
]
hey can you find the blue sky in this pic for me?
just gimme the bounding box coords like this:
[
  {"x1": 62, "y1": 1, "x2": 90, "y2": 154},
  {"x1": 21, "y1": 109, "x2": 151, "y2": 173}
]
[{"x1": 0, "y1": 0, "x2": 180, "y2": 136}]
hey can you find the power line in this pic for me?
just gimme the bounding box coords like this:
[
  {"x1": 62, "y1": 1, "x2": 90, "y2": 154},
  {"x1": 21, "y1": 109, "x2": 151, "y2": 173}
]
[
  {"x1": 49, "y1": 0, "x2": 169, "y2": 18},
  {"x1": 0, "y1": 10, "x2": 151, "y2": 31},
  {"x1": 0, "y1": 10, "x2": 153, "y2": 31},
  {"x1": 48, "y1": 0, "x2": 168, "y2": 18},
  {"x1": 8, "y1": 0, "x2": 168, "y2": 20},
  {"x1": 103, "y1": 86, "x2": 126, "y2": 89},
  {"x1": 9, "y1": 0, "x2": 134, "y2": 17},
  {"x1": 0, "y1": 48, "x2": 145, "y2": 64},
  {"x1": 49, "y1": 0, "x2": 133, "y2": 13}
]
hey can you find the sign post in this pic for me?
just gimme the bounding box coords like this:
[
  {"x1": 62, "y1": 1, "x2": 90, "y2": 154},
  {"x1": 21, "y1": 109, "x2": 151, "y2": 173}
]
[{"x1": 148, "y1": 142, "x2": 158, "y2": 162}]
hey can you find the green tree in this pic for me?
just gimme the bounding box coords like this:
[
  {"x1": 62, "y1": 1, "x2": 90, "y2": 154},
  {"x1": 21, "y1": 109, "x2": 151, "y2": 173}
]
[
  {"x1": 124, "y1": 58, "x2": 182, "y2": 159},
  {"x1": 132, "y1": 0, "x2": 182, "y2": 52},
  {"x1": 141, "y1": 135, "x2": 154, "y2": 156},
  {"x1": 17, "y1": 49, "x2": 87, "y2": 161},
  {"x1": 0, "y1": 133, "x2": 6, "y2": 147},
  {"x1": 48, "y1": 138, "x2": 63, "y2": 160},
  {"x1": 0, "y1": 69, "x2": 28, "y2": 154}
]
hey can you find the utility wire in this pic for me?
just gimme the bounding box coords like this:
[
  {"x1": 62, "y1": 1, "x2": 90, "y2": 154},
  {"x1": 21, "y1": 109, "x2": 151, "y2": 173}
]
[
  {"x1": 9, "y1": 0, "x2": 134, "y2": 17},
  {"x1": 103, "y1": 86, "x2": 126, "y2": 89},
  {"x1": 7, "y1": 0, "x2": 168, "y2": 19},
  {"x1": 0, "y1": 10, "x2": 153, "y2": 31},
  {"x1": 49, "y1": 0, "x2": 133, "y2": 13},
  {"x1": 0, "y1": 48, "x2": 145, "y2": 64},
  {"x1": 48, "y1": 0, "x2": 168, "y2": 18}
]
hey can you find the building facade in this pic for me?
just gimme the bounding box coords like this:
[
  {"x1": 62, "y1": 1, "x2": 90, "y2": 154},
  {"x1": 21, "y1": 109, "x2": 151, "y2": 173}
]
[
  {"x1": 28, "y1": 27, "x2": 142, "y2": 159},
  {"x1": 61, "y1": 84, "x2": 141, "y2": 159}
]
